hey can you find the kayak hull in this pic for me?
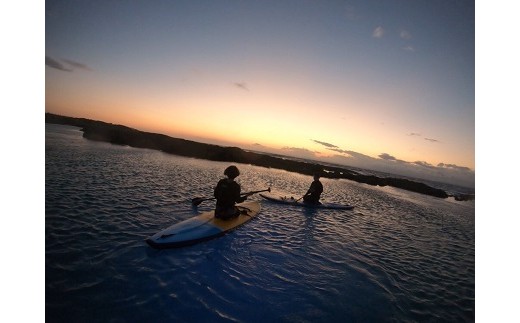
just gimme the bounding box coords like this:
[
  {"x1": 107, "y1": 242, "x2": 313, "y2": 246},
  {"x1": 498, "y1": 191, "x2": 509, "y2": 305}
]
[
  {"x1": 146, "y1": 201, "x2": 261, "y2": 249},
  {"x1": 260, "y1": 193, "x2": 354, "y2": 210}
]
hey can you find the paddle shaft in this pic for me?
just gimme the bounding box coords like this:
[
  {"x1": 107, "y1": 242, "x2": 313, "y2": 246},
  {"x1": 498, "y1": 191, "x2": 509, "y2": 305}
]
[
  {"x1": 295, "y1": 193, "x2": 307, "y2": 202},
  {"x1": 192, "y1": 187, "x2": 271, "y2": 206}
]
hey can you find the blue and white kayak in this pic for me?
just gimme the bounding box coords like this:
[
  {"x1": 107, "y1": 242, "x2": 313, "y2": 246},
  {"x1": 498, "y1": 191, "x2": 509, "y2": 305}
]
[
  {"x1": 260, "y1": 193, "x2": 354, "y2": 210},
  {"x1": 146, "y1": 201, "x2": 261, "y2": 249}
]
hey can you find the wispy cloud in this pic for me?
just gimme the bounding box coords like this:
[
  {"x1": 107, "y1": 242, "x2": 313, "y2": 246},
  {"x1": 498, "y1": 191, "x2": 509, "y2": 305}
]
[
  {"x1": 233, "y1": 82, "x2": 249, "y2": 91},
  {"x1": 46, "y1": 56, "x2": 91, "y2": 72},
  {"x1": 372, "y1": 26, "x2": 384, "y2": 38},
  {"x1": 328, "y1": 147, "x2": 351, "y2": 155},
  {"x1": 403, "y1": 45, "x2": 415, "y2": 52},
  {"x1": 46, "y1": 56, "x2": 72, "y2": 72},
  {"x1": 408, "y1": 132, "x2": 439, "y2": 142},
  {"x1": 312, "y1": 139, "x2": 338, "y2": 149},
  {"x1": 400, "y1": 30, "x2": 412, "y2": 39},
  {"x1": 61, "y1": 59, "x2": 92, "y2": 71}
]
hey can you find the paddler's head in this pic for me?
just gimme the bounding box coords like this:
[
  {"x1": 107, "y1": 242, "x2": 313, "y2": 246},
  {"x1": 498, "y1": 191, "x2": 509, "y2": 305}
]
[{"x1": 224, "y1": 165, "x2": 240, "y2": 179}]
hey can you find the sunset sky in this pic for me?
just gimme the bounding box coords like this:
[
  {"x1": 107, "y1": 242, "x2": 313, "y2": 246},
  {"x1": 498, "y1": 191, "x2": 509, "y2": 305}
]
[{"x1": 45, "y1": 0, "x2": 475, "y2": 187}]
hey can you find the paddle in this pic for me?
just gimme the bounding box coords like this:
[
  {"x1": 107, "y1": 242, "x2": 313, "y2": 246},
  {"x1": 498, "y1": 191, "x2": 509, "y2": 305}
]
[{"x1": 191, "y1": 187, "x2": 271, "y2": 206}]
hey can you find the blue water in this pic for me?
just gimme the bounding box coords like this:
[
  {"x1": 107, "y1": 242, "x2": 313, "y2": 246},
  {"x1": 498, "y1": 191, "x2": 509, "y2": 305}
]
[{"x1": 46, "y1": 124, "x2": 475, "y2": 322}]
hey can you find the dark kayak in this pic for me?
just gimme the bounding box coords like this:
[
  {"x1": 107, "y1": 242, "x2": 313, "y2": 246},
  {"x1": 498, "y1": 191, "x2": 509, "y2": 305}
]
[{"x1": 260, "y1": 193, "x2": 354, "y2": 210}]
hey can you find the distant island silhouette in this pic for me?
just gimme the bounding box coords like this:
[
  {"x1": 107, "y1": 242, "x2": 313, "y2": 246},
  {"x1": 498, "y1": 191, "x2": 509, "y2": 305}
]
[{"x1": 45, "y1": 113, "x2": 474, "y2": 201}]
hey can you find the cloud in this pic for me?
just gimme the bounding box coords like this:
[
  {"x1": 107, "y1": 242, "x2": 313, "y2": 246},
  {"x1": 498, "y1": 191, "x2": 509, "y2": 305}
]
[
  {"x1": 233, "y1": 82, "x2": 249, "y2": 91},
  {"x1": 414, "y1": 161, "x2": 435, "y2": 169},
  {"x1": 372, "y1": 26, "x2": 385, "y2": 38},
  {"x1": 328, "y1": 147, "x2": 352, "y2": 155},
  {"x1": 46, "y1": 56, "x2": 91, "y2": 72},
  {"x1": 437, "y1": 163, "x2": 472, "y2": 172},
  {"x1": 312, "y1": 139, "x2": 338, "y2": 149},
  {"x1": 403, "y1": 45, "x2": 415, "y2": 52},
  {"x1": 379, "y1": 153, "x2": 408, "y2": 163},
  {"x1": 61, "y1": 59, "x2": 92, "y2": 71},
  {"x1": 46, "y1": 56, "x2": 72, "y2": 72},
  {"x1": 379, "y1": 153, "x2": 397, "y2": 161},
  {"x1": 252, "y1": 142, "x2": 474, "y2": 187},
  {"x1": 280, "y1": 146, "x2": 319, "y2": 160},
  {"x1": 400, "y1": 30, "x2": 412, "y2": 39},
  {"x1": 408, "y1": 133, "x2": 439, "y2": 143}
]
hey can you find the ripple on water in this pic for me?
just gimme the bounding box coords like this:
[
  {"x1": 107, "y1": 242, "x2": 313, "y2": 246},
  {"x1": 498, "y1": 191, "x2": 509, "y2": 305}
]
[{"x1": 46, "y1": 124, "x2": 475, "y2": 322}]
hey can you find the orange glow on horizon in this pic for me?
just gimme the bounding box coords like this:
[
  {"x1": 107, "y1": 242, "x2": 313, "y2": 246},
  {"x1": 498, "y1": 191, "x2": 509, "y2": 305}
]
[{"x1": 45, "y1": 60, "x2": 474, "y2": 171}]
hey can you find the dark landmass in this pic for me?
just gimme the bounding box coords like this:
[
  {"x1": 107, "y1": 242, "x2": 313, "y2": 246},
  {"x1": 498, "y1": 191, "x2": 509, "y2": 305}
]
[{"x1": 45, "y1": 113, "x2": 474, "y2": 201}]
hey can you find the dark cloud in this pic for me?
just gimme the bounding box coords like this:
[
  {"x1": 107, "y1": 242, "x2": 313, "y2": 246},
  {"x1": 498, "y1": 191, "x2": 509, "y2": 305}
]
[
  {"x1": 339, "y1": 150, "x2": 371, "y2": 159},
  {"x1": 328, "y1": 147, "x2": 351, "y2": 155},
  {"x1": 379, "y1": 153, "x2": 397, "y2": 161},
  {"x1": 312, "y1": 139, "x2": 338, "y2": 148},
  {"x1": 61, "y1": 59, "x2": 92, "y2": 71},
  {"x1": 46, "y1": 56, "x2": 72, "y2": 72},
  {"x1": 253, "y1": 143, "x2": 473, "y2": 187},
  {"x1": 408, "y1": 133, "x2": 440, "y2": 143},
  {"x1": 46, "y1": 56, "x2": 91, "y2": 72},
  {"x1": 233, "y1": 82, "x2": 249, "y2": 91}
]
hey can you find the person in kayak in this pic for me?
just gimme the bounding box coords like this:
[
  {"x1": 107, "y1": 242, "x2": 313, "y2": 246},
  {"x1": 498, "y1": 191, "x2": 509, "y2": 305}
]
[
  {"x1": 302, "y1": 171, "x2": 323, "y2": 205},
  {"x1": 214, "y1": 165, "x2": 247, "y2": 219}
]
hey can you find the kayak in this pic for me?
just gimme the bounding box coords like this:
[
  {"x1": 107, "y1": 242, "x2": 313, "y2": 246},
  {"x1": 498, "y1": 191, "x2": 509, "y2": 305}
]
[
  {"x1": 259, "y1": 193, "x2": 354, "y2": 210},
  {"x1": 146, "y1": 201, "x2": 261, "y2": 249}
]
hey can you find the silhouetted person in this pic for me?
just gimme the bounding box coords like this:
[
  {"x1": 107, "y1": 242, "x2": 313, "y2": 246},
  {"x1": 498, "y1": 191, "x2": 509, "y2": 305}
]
[
  {"x1": 303, "y1": 172, "x2": 323, "y2": 205},
  {"x1": 214, "y1": 165, "x2": 247, "y2": 219}
]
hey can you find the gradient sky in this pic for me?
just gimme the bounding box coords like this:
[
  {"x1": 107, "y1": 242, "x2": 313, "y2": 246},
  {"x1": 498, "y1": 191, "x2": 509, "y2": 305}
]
[{"x1": 45, "y1": 0, "x2": 475, "y2": 187}]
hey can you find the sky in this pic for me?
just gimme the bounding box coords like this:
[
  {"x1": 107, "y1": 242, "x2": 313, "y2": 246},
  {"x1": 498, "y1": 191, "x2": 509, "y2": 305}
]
[{"x1": 45, "y1": 0, "x2": 475, "y2": 187}]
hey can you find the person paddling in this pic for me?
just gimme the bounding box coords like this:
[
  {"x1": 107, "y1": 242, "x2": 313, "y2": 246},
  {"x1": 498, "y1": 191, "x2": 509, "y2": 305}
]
[
  {"x1": 302, "y1": 171, "x2": 323, "y2": 205},
  {"x1": 214, "y1": 165, "x2": 247, "y2": 219}
]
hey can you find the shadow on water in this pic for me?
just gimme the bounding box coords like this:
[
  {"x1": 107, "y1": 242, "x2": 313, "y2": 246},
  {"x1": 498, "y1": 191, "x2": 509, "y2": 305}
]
[{"x1": 301, "y1": 206, "x2": 319, "y2": 217}]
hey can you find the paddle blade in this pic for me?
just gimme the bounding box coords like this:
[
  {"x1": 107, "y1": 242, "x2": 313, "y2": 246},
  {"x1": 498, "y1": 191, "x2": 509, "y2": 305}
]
[{"x1": 191, "y1": 197, "x2": 204, "y2": 206}]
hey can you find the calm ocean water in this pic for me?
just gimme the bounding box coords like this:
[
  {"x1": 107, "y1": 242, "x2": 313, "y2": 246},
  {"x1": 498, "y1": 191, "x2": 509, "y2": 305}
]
[{"x1": 46, "y1": 124, "x2": 475, "y2": 322}]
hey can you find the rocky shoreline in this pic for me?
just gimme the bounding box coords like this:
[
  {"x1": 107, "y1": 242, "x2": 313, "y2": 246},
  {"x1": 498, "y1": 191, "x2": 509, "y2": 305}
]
[{"x1": 45, "y1": 113, "x2": 474, "y2": 201}]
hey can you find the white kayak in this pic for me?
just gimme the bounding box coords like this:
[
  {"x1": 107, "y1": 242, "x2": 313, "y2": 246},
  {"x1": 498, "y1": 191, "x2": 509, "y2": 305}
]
[
  {"x1": 146, "y1": 201, "x2": 261, "y2": 249},
  {"x1": 260, "y1": 193, "x2": 354, "y2": 210}
]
